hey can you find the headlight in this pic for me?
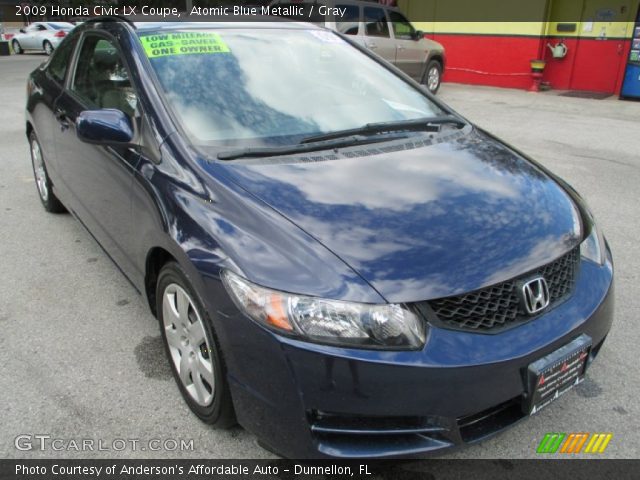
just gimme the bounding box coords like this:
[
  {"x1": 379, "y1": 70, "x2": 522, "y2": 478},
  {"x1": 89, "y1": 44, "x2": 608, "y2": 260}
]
[
  {"x1": 580, "y1": 223, "x2": 606, "y2": 265},
  {"x1": 221, "y1": 270, "x2": 426, "y2": 350}
]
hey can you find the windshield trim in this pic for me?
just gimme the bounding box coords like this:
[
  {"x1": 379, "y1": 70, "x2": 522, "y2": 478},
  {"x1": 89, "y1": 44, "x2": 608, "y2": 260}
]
[{"x1": 202, "y1": 125, "x2": 473, "y2": 165}]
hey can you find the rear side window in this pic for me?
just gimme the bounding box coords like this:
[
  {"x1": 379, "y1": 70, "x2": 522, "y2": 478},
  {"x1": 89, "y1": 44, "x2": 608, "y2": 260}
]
[
  {"x1": 48, "y1": 35, "x2": 77, "y2": 84},
  {"x1": 336, "y1": 5, "x2": 360, "y2": 35},
  {"x1": 48, "y1": 23, "x2": 70, "y2": 30},
  {"x1": 363, "y1": 7, "x2": 390, "y2": 38},
  {"x1": 70, "y1": 35, "x2": 137, "y2": 116}
]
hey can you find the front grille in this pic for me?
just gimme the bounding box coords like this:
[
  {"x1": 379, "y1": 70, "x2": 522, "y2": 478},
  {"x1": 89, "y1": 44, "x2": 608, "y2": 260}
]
[{"x1": 421, "y1": 247, "x2": 580, "y2": 332}]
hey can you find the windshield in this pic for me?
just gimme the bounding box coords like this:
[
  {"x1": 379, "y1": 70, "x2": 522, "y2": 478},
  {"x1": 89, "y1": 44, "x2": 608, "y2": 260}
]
[{"x1": 139, "y1": 28, "x2": 444, "y2": 147}]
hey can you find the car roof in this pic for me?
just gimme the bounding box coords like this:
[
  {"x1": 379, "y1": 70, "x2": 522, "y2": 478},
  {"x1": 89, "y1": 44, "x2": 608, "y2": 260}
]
[
  {"x1": 75, "y1": 14, "x2": 326, "y2": 34},
  {"x1": 74, "y1": 15, "x2": 321, "y2": 32},
  {"x1": 133, "y1": 19, "x2": 322, "y2": 32}
]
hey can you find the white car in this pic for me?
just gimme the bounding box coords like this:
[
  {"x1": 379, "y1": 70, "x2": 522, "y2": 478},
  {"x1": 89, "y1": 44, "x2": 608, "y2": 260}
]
[{"x1": 11, "y1": 22, "x2": 75, "y2": 55}]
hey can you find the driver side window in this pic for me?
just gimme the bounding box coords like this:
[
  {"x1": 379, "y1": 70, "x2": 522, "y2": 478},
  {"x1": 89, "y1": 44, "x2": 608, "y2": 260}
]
[
  {"x1": 70, "y1": 35, "x2": 137, "y2": 117},
  {"x1": 388, "y1": 11, "x2": 415, "y2": 40}
]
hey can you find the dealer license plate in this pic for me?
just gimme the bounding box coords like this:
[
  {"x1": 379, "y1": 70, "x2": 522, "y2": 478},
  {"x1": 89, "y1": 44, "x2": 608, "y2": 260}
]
[{"x1": 527, "y1": 334, "x2": 592, "y2": 415}]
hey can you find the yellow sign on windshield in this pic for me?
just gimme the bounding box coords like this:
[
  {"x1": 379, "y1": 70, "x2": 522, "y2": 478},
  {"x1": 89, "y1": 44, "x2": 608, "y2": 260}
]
[{"x1": 140, "y1": 32, "x2": 230, "y2": 58}]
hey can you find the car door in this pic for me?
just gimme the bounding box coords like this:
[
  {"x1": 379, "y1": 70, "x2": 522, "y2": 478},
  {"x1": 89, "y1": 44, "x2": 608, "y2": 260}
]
[
  {"x1": 361, "y1": 6, "x2": 396, "y2": 63},
  {"x1": 53, "y1": 32, "x2": 141, "y2": 277},
  {"x1": 32, "y1": 23, "x2": 49, "y2": 50},
  {"x1": 387, "y1": 10, "x2": 425, "y2": 80},
  {"x1": 30, "y1": 33, "x2": 79, "y2": 192},
  {"x1": 21, "y1": 24, "x2": 41, "y2": 49}
]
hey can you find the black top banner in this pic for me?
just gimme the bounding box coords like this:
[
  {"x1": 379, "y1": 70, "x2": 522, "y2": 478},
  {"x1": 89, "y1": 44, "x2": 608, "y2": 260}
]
[{"x1": 10, "y1": 0, "x2": 638, "y2": 23}]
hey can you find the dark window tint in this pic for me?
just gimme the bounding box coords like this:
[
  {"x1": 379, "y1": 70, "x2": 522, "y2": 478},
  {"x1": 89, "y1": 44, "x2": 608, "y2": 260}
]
[
  {"x1": 71, "y1": 36, "x2": 137, "y2": 116},
  {"x1": 388, "y1": 11, "x2": 415, "y2": 40},
  {"x1": 48, "y1": 36, "x2": 77, "y2": 84},
  {"x1": 364, "y1": 7, "x2": 390, "y2": 38},
  {"x1": 336, "y1": 5, "x2": 360, "y2": 35}
]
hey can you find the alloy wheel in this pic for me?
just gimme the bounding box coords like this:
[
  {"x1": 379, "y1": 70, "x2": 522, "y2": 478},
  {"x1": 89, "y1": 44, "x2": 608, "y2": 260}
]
[
  {"x1": 44, "y1": 41, "x2": 53, "y2": 55},
  {"x1": 12, "y1": 41, "x2": 21, "y2": 54},
  {"x1": 162, "y1": 283, "x2": 215, "y2": 407},
  {"x1": 31, "y1": 139, "x2": 48, "y2": 202},
  {"x1": 427, "y1": 66, "x2": 440, "y2": 93}
]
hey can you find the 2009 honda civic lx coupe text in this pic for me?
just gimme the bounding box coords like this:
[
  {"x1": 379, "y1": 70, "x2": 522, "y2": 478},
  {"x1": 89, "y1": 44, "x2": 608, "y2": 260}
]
[{"x1": 25, "y1": 17, "x2": 614, "y2": 459}]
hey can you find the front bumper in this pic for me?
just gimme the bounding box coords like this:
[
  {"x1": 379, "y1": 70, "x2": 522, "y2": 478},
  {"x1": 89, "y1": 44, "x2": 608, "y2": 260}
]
[{"x1": 208, "y1": 253, "x2": 614, "y2": 459}]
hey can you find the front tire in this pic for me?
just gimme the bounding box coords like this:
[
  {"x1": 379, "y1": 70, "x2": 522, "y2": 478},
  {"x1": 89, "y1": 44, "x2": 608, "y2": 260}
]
[
  {"x1": 423, "y1": 59, "x2": 442, "y2": 94},
  {"x1": 29, "y1": 132, "x2": 66, "y2": 213},
  {"x1": 43, "y1": 40, "x2": 53, "y2": 56},
  {"x1": 12, "y1": 40, "x2": 23, "y2": 54},
  {"x1": 156, "y1": 261, "x2": 236, "y2": 427}
]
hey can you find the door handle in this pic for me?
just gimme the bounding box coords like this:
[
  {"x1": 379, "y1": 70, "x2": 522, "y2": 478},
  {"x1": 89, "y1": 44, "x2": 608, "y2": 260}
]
[
  {"x1": 367, "y1": 42, "x2": 378, "y2": 49},
  {"x1": 397, "y1": 45, "x2": 405, "y2": 50},
  {"x1": 55, "y1": 109, "x2": 70, "y2": 130}
]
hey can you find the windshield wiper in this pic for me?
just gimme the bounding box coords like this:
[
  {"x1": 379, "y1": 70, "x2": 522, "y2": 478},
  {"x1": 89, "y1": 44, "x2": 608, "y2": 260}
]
[
  {"x1": 217, "y1": 132, "x2": 408, "y2": 161},
  {"x1": 216, "y1": 115, "x2": 466, "y2": 160},
  {"x1": 299, "y1": 115, "x2": 466, "y2": 144}
]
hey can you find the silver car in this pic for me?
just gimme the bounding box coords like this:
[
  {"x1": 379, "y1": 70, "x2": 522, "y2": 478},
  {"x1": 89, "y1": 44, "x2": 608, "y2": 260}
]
[
  {"x1": 11, "y1": 22, "x2": 75, "y2": 56},
  {"x1": 270, "y1": 0, "x2": 446, "y2": 93}
]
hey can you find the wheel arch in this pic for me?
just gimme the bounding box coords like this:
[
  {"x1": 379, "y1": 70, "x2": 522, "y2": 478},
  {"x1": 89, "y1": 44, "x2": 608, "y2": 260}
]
[
  {"x1": 426, "y1": 54, "x2": 444, "y2": 74},
  {"x1": 429, "y1": 53, "x2": 444, "y2": 67},
  {"x1": 144, "y1": 246, "x2": 177, "y2": 317}
]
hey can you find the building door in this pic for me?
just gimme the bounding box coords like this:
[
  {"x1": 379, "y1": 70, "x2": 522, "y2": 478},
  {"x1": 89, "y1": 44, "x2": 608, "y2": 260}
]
[{"x1": 570, "y1": 0, "x2": 632, "y2": 92}]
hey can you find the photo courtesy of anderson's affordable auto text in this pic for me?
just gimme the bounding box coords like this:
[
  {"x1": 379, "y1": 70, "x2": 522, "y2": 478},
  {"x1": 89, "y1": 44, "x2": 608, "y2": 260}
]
[{"x1": 0, "y1": 0, "x2": 639, "y2": 478}]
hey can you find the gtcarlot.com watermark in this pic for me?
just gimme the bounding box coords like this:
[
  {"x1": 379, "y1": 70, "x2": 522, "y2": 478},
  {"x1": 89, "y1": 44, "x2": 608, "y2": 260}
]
[{"x1": 15, "y1": 434, "x2": 194, "y2": 452}]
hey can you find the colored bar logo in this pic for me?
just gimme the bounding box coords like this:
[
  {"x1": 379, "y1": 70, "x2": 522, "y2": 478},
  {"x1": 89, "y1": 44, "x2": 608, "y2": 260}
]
[{"x1": 537, "y1": 433, "x2": 612, "y2": 454}]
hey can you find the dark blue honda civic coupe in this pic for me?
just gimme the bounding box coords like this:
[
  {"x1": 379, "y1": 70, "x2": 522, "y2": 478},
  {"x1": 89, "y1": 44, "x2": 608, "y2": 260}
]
[{"x1": 25, "y1": 17, "x2": 613, "y2": 458}]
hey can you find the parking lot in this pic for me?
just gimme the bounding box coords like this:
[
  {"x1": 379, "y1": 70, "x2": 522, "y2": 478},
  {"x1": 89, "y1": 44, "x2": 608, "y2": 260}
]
[{"x1": 1, "y1": 54, "x2": 639, "y2": 460}]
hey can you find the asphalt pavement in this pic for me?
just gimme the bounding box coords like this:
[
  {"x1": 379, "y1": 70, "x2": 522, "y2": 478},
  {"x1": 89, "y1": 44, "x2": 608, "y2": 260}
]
[{"x1": 1, "y1": 54, "x2": 638, "y2": 461}]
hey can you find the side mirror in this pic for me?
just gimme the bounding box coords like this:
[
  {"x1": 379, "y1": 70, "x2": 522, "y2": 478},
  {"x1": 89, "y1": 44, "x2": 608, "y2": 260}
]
[
  {"x1": 76, "y1": 109, "x2": 133, "y2": 145},
  {"x1": 413, "y1": 30, "x2": 425, "y2": 40}
]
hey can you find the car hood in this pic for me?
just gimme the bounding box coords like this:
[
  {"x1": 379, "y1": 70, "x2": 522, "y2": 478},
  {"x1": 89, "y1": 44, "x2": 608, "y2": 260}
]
[{"x1": 207, "y1": 129, "x2": 582, "y2": 303}]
